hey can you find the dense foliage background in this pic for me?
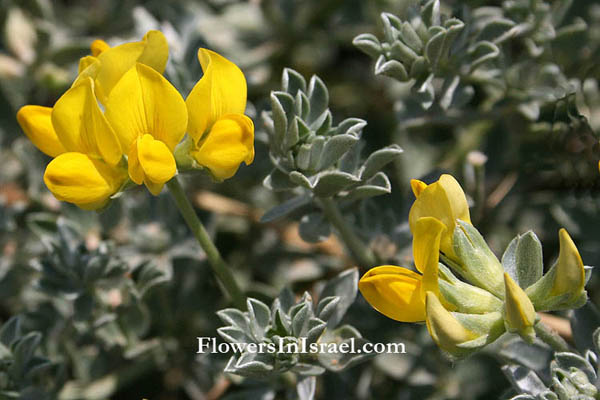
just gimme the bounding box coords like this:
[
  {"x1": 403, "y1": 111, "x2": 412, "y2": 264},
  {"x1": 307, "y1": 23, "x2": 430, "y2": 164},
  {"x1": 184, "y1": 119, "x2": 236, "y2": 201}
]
[{"x1": 0, "y1": 0, "x2": 599, "y2": 398}]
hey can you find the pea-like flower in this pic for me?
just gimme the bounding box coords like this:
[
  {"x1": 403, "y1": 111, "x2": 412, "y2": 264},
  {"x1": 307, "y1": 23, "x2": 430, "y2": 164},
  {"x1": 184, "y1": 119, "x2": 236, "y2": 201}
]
[
  {"x1": 184, "y1": 49, "x2": 254, "y2": 180},
  {"x1": 360, "y1": 174, "x2": 589, "y2": 358}
]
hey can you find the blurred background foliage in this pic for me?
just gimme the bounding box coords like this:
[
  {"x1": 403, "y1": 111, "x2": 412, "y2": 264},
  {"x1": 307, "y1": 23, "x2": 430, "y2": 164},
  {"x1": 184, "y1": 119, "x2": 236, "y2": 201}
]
[{"x1": 0, "y1": 0, "x2": 599, "y2": 398}]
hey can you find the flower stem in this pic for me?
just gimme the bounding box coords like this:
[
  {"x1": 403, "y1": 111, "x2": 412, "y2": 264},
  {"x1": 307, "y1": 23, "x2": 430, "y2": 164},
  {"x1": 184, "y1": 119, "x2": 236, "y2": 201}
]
[
  {"x1": 317, "y1": 197, "x2": 377, "y2": 267},
  {"x1": 534, "y1": 321, "x2": 570, "y2": 352},
  {"x1": 167, "y1": 177, "x2": 245, "y2": 309}
]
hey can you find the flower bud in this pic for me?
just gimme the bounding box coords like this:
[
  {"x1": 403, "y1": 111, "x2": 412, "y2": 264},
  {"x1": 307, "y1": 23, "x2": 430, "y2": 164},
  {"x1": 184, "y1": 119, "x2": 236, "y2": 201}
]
[
  {"x1": 503, "y1": 273, "x2": 537, "y2": 342},
  {"x1": 453, "y1": 221, "x2": 505, "y2": 297},
  {"x1": 425, "y1": 292, "x2": 504, "y2": 358},
  {"x1": 526, "y1": 229, "x2": 587, "y2": 311}
]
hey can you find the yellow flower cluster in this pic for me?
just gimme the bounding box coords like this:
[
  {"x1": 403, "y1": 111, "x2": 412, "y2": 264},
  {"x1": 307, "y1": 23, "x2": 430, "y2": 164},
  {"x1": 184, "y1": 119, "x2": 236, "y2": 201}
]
[
  {"x1": 359, "y1": 174, "x2": 587, "y2": 357},
  {"x1": 17, "y1": 31, "x2": 254, "y2": 209}
]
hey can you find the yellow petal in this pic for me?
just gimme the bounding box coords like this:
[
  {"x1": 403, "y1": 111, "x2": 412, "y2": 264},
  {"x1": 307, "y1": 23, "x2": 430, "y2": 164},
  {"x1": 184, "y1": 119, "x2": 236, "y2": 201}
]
[
  {"x1": 412, "y1": 217, "x2": 446, "y2": 300},
  {"x1": 105, "y1": 63, "x2": 187, "y2": 151},
  {"x1": 503, "y1": 273, "x2": 536, "y2": 341},
  {"x1": 43, "y1": 152, "x2": 126, "y2": 210},
  {"x1": 78, "y1": 55, "x2": 98, "y2": 74},
  {"x1": 137, "y1": 134, "x2": 176, "y2": 184},
  {"x1": 127, "y1": 139, "x2": 144, "y2": 185},
  {"x1": 51, "y1": 77, "x2": 122, "y2": 165},
  {"x1": 90, "y1": 39, "x2": 110, "y2": 57},
  {"x1": 410, "y1": 179, "x2": 427, "y2": 198},
  {"x1": 93, "y1": 30, "x2": 169, "y2": 103},
  {"x1": 359, "y1": 265, "x2": 425, "y2": 322},
  {"x1": 16, "y1": 105, "x2": 66, "y2": 157},
  {"x1": 192, "y1": 114, "x2": 254, "y2": 180},
  {"x1": 425, "y1": 292, "x2": 477, "y2": 353},
  {"x1": 138, "y1": 30, "x2": 169, "y2": 74},
  {"x1": 408, "y1": 174, "x2": 471, "y2": 260},
  {"x1": 552, "y1": 228, "x2": 585, "y2": 297},
  {"x1": 186, "y1": 48, "x2": 247, "y2": 142}
]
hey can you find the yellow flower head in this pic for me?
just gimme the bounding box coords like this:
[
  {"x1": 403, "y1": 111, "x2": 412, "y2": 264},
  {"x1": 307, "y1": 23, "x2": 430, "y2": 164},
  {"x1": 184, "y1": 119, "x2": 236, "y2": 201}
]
[
  {"x1": 105, "y1": 63, "x2": 187, "y2": 195},
  {"x1": 17, "y1": 77, "x2": 127, "y2": 209},
  {"x1": 358, "y1": 217, "x2": 446, "y2": 322},
  {"x1": 185, "y1": 49, "x2": 254, "y2": 180},
  {"x1": 408, "y1": 174, "x2": 471, "y2": 261}
]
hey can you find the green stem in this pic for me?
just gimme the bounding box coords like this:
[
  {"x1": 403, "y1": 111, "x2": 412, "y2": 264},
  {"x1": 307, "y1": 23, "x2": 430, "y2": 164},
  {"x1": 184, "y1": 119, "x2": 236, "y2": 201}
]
[
  {"x1": 318, "y1": 197, "x2": 377, "y2": 267},
  {"x1": 534, "y1": 321, "x2": 570, "y2": 352},
  {"x1": 167, "y1": 177, "x2": 245, "y2": 309}
]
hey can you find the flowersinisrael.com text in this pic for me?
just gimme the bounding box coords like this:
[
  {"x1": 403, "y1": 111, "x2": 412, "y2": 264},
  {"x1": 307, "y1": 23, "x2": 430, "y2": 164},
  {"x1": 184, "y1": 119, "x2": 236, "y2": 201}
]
[{"x1": 197, "y1": 337, "x2": 406, "y2": 355}]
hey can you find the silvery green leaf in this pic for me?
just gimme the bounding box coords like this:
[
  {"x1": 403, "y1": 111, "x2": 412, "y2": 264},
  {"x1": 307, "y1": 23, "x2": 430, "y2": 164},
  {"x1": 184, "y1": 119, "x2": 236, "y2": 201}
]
[
  {"x1": 0, "y1": 316, "x2": 21, "y2": 348},
  {"x1": 247, "y1": 298, "x2": 271, "y2": 341},
  {"x1": 414, "y1": 75, "x2": 435, "y2": 109},
  {"x1": 502, "y1": 231, "x2": 543, "y2": 289},
  {"x1": 374, "y1": 55, "x2": 408, "y2": 81},
  {"x1": 308, "y1": 136, "x2": 326, "y2": 171},
  {"x1": 270, "y1": 92, "x2": 289, "y2": 153},
  {"x1": 289, "y1": 171, "x2": 314, "y2": 189},
  {"x1": 318, "y1": 326, "x2": 371, "y2": 371},
  {"x1": 231, "y1": 353, "x2": 274, "y2": 375},
  {"x1": 312, "y1": 171, "x2": 360, "y2": 198},
  {"x1": 296, "y1": 143, "x2": 312, "y2": 171},
  {"x1": 390, "y1": 40, "x2": 418, "y2": 66},
  {"x1": 293, "y1": 364, "x2": 325, "y2": 377},
  {"x1": 401, "y1": 21, "x2": 423, "y2": 52},
  {"x1": 11, "y1": 332, "x2": 41, "y2": 379},
  {"x1": 425, "y1": 29, "x2": 445, "y2": 69},
  {"x1": 295, "y1": 92, "x2": 310, "y2": 122},
  {"x1": 297, "y1": 376, "x2": 316, "y2": 399},
  {"x1": 314, "y1": 110, "x2": 332, "y2": 136},
  {"x1": 292, "y1": 303, "x2": 310, "y2": 336},
  {"x1": 352, "y1": 33, "x2": 382, "y2": 59},
  {"x1": 501, "y1": 365, "x2": 549, "y2": 396},
  {"x1": 334, "y1": 118, "x2": 366, "y2": 137},
  {"x1": 339, "y1": 140, "x2": 363, "y2": 174},
  {"x1": 282, "y1": 68, "x2": 307, "y2": 96},
  {"x1": 218, "y1": 326, "x2": 254, "y2": 344},
  {"x1": 439, "y1": 75, "x2": 460, "y2": 110},
  {"x1": 306, "y1": 318, "x2": 327, "y2": 344},
  {"x1": 307, "y1": 76, "x2": 328, "y2": 124},
  {"x1": 422, "y1": 0, "x2": 440, "y2": 27},
  {"x1": 381, "y1": 13, "x2": 402, "y2": 43},
  {"x1": 273, "y1": 308, "x2": 291, "y2": 336},
  {"x1": 316, "y1": 296, "x2": 340, "y2": 322},
  {"x1": 410, "y1": 56, "x2": 428, "y2": 79},
  {"x1": 553, "y1": 352, "x2": 596, "y2": 382},
  {"x1": 298, "y1": 213, "x2": 331, "y2": 243},
  {"x1": 263, "y1": 168, "x2": 297, "y2": 191},
  {"x1": 347, "y1": 172, "x2": 392, "y2": 201},
  {"x1": 319, "y1": 268, "x2": 359, "y2": 328},
  {"x1": 317, "y1": 134, "x2": 359, "y2": 170},
  {"x1": 476, "y1": 18, "x2": 516, "y2": 44},
  {"x1": 360, "y1": 144, "x2": 403, "y2": 180},
  {"x1": 284, "y1": 117, "x2": 301, "y2": 150},
  {"x1": 467, "y1": 41, "x2": 500, "y2": 71},
  {"x1": 217, "y1": 309, "x2": 250, "y2": 331},
  {"x1": 261, "y1": 195, "x2": 312, "y2": 223}
]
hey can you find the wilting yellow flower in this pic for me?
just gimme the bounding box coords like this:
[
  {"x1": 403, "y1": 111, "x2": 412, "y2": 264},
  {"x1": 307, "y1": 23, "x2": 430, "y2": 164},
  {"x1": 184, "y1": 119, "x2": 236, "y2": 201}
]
[
  {"x1": 75, "y1": 30, "x2": 168, "y2": 104},
  {"x1": 105, "y1": 63, "x2": 187, "y2": 195},
  {"x1": 17, "y1": 77, "x2": 127, "y2": 209},
  {"x1": 408, "y1": 174, "x2": 471, "y2": 261},
  {"x1": 185, "y1": 49, "x2": 254, "y2": 180},
  {"x1": 359, "y1": 217, "x2": 446, "y2": 322}
]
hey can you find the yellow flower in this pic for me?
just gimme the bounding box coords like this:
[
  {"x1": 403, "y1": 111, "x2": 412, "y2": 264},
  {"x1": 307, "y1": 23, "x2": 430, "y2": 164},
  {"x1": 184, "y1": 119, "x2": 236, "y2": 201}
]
[
  {"x1": 408, "y1": 174, "x2": 471, "y2": 261},
  {"x1": 105, "y1": 63, "x2": 187, "y2": 195},
  {"x1": 17, "y1": 77, "x2": 127, "y2": 209},
  {"x1": 185, "y1": 49, "x2": 254, "y2": 180},
  {"x1": 74, "y1": 30, "x2": 168, "y2": 105},
  {"x1": 358, "y1": 217, "x2": 446, "y2": 322},
  {"x1": 552, "y1": 228, "x2": 585, "y2": 299}
]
